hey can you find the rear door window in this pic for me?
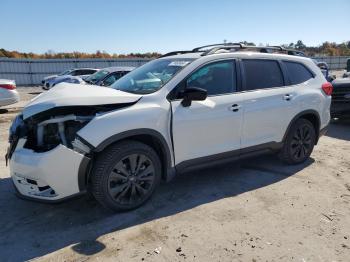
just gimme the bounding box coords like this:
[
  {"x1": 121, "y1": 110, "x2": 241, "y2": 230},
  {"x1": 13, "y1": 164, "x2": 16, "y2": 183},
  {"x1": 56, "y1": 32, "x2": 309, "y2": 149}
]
[
  {"x1": 284, "y1": 61, "x2": 313, "y2": 85},
  {"x1": 242, "y1": 59, "x2": 284, "y2": 91}
]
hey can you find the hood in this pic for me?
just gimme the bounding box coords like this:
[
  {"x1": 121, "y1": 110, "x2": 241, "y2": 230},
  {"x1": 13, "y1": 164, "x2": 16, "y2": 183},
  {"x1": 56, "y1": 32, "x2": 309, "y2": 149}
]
[
  {"x1": 23, "y1": 83, "x2": 142, "y2": 119},
  {"x1": 49, "y1": 75, "x2": 84, "y2": 84},
  {"x1": 43, "y1": 75, "x2": 58, "y2": 81}
]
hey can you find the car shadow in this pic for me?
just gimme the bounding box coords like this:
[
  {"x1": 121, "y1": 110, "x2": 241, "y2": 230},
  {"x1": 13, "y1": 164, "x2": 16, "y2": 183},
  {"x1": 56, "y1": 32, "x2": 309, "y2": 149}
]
[
  {"x1": 326, "y1": 119, "x2": 350, "y2": 141},
  {"x1": 0, "y1": 155, "x2": 314, "y2": 261}
]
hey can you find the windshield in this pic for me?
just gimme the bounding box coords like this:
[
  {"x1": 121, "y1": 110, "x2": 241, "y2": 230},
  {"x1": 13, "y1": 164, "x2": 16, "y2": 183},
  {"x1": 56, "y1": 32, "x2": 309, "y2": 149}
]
[
  {"x1": 84, "y1": 70, "x2": 109, "y2": 84},
  {"x1": 111, "y1": 58, "x2": 194, "y2": 94},
  {"x1": 58, "y1": 69, "x2": 73, "y2": 76}
]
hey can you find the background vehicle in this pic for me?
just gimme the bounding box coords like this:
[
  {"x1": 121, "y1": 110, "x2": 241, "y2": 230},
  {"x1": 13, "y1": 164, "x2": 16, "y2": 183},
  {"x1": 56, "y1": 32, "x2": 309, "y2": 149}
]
[
  {"x1": 331, "y1": 78, "x2": 350, "y2": 118},
  {"x1": 83, "y1": 67, "x2": 135, "y2": 86},
  {"x1": 0, "y1": 79, "x2": 19, "y2": 107},
  {"x1": 313, "y1": 60, "x2": 336, "y2": 82},
  {"x1": 42, "y1": 68, "x2": 98, "y2": 90},
  {"x1": 8, "y1": 44, "x2": 331, "y2": 211}
]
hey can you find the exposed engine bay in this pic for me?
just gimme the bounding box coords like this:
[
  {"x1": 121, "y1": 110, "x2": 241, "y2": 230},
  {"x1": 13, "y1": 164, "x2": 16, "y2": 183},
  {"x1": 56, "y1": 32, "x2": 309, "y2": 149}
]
[
  {"x1": 25, "y1": 114, "x2": 92, "y2": 152},
  {"x1": 7, "y1": 103, "x2": 135, "y2": 160}
]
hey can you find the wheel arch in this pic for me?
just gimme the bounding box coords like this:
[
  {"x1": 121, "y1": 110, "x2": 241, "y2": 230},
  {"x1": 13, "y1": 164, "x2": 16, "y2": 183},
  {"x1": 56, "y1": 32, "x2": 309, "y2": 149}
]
[
  {"x1": 90, "y1": 129, "x2": 174, "y2": 183},
  {"x1": 283, "y1": 110, "x2": 321, "y2": 144}
]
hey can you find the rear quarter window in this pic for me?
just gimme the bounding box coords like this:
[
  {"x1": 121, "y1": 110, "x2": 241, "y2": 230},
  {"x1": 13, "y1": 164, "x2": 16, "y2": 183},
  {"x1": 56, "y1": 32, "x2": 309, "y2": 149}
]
[{"x1": 284, "y1": 61, "x2": 314, "y2": 85}]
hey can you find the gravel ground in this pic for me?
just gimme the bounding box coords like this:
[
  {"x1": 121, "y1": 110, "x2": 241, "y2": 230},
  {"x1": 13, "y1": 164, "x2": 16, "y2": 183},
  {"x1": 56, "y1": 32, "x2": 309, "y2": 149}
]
[{"x1": 0, "y1": 85, "x2": 349, "y2": 262}]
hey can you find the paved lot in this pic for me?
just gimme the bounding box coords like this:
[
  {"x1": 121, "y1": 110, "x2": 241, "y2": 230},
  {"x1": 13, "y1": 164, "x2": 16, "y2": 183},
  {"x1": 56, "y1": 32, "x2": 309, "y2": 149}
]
[{"x1": 0, "y1": 87, "x2": 349, "y2": 262}]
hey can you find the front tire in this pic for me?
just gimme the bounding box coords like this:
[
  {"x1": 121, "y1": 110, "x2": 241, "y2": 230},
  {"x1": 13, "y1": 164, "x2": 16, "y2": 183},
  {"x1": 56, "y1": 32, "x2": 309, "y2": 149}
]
[
  {"x1": 279, "y1": 118, "x2": 316, "y2": 164},
  {"x1": 91, "y1": 140, "x2": 161, "y2": 211}
]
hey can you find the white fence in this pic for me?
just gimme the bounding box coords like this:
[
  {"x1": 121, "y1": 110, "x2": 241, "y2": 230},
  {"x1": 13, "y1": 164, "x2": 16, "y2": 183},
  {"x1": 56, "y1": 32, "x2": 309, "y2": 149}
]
[
  {"x1": 0, "y1": 58, "x2": 151, "y2": 85},
  {"x1": 0, "y1": 56, "x2": 349, "y2": 86}
]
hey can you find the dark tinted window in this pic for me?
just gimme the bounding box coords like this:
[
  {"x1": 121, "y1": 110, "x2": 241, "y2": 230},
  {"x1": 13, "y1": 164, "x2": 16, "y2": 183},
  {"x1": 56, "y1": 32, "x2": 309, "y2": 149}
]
[
  {"x1": 73, "y1": 70, "x2": 93, "y2": 75},
  {"x1": 284, "y1": 61, "x2": 313, "y2": 85},
  {"x1": 187, "y1": 61, "x2": 236, "y2": 95},
  {"x1": 102, "y1": 72, "x2": 123, "y2": 86},
  {"x1": 80, "y1": 69, "x2": 96, "y2": 75},
  {"x1": 242, "y1": 60, "x2": 284, "y2": 90}
]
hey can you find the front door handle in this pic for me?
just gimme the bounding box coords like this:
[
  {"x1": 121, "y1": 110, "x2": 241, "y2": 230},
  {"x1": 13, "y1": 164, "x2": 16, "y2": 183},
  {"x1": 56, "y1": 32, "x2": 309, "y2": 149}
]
[
  {"x1": 284, "y1": 94, "x2": 293, "y2": 101},
  {"x1": 230, "y1": 104, "x2": 241, "y2": 112}
]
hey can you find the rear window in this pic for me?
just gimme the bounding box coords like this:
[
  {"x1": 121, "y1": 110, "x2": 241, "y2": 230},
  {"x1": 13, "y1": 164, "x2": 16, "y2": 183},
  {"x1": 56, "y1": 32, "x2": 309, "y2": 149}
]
[
  {"x1": 284, "y1": 61, "x2": 313, "y2": 85},
  {"x1": 242, "y1": 60, "x2": 284, "y2": 91}
]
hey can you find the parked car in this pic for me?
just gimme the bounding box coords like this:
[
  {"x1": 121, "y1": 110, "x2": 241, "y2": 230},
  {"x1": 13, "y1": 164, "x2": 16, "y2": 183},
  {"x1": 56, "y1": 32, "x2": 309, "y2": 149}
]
[
  {"x1": 313, "y1": 60, "x2": 335, "y2": 82},
  {"x1": 330, "y1": 78, "x2": 350, "y2": 118},
  {"x1": 7, "y1": 44, "x2": 331, "y2": 211},
  {"x1": 45, "y1": 67, "x2": 135, "y2": 89},
  {"x1": 42, "y1": 68, "x2": 98, "y2": 90},
  {"x1": 0, "y1": 79, "x2": 19, "y2": 107},
  {"x1": 83, "y1": 67, "x2": 135, "y2": 86}
]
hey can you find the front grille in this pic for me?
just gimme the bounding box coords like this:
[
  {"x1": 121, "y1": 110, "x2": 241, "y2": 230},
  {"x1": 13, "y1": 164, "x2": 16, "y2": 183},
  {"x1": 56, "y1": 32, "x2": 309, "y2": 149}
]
[
  {"x1": 332, "y1": 87, "x2": 350, "y2": 103},
  {"x1": 45, "y1": 83, "x2": 50, "y2": 88}
]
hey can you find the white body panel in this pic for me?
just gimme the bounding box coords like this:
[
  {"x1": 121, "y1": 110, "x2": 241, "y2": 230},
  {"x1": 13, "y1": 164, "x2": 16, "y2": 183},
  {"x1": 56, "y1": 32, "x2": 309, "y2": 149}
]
[
  {"x1": 239, "y1": 86, "x2": 295, "y2": 148},
  {"x1": 77, "y1": 94, "x2": 174, "y2": 164},
  {"x1": 171, "y1": 95, "x2": 242, "y2": 164}
]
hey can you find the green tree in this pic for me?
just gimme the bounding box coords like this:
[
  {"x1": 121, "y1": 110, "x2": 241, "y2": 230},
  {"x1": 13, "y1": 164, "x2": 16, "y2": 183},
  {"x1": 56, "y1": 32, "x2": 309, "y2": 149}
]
[{"x1": 295, "y1": 40, "x2": 306, "y2": 50}]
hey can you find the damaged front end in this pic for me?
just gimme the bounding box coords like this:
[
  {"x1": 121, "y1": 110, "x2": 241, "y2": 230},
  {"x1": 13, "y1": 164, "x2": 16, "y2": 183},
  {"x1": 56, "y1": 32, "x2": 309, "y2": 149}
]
[{"x1": 7, "y1": 103, "x2": 131, "y2": 201}]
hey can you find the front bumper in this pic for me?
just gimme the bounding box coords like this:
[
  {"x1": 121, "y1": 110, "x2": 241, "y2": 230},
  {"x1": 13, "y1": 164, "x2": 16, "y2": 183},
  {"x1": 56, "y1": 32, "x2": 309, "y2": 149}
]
[{"x1": 10, "y1": 139, "x2": 88, "y2": 201}]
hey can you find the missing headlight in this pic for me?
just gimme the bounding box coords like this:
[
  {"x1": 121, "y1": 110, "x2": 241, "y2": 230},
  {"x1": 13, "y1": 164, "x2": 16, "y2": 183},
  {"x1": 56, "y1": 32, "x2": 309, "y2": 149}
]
[{"x1": 25, "y1": 114, "x2": 93, "y2": 152}]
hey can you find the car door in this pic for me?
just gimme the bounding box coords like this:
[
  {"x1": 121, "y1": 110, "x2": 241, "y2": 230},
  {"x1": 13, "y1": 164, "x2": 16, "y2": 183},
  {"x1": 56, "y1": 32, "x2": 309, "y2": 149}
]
[
  {"x1": 239, "y1": 59, "x2": 295, "y2": 149},
  {"x1": 170, "y1": 60, "x2": 244, "y2": 165}
]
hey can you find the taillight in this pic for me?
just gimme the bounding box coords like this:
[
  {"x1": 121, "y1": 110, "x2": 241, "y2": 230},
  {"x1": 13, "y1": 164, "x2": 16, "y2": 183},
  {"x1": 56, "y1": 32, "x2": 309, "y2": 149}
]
[
  {"x1": 321, "y1": 82, "x2": 333, "y2": 96},
  {"x1": 0, "y1": 84, "x2": 16, "y2": 90}
]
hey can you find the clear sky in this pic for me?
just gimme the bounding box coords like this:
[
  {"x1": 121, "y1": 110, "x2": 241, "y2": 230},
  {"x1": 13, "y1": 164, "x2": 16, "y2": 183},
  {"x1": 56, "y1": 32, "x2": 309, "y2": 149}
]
[{"x1": 1, "y1": 0, "x2": 349, "y2": 54}]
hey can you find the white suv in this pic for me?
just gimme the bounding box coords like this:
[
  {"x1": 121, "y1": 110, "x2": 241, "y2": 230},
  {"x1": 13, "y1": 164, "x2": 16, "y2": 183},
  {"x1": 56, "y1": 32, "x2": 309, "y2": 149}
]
[{"x1": 7, "y1": 44, "x2": 332, "y2": 211}]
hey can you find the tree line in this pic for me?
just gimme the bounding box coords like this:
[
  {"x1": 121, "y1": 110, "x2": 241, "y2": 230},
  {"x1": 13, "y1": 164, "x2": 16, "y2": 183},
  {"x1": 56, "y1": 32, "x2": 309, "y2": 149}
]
[{"x1": 1, "y1": 40, "x2": 349, "y2": 59}]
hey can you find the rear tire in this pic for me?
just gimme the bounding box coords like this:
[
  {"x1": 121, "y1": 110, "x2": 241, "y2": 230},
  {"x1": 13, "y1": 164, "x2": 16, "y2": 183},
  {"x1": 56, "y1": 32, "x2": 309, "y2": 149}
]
[
  {"x1": 279, "y1": 118, "x2": 316, "y2": 165},
  {"x1": 91, "y1": 140, "x2": 161, "y2": 211}
]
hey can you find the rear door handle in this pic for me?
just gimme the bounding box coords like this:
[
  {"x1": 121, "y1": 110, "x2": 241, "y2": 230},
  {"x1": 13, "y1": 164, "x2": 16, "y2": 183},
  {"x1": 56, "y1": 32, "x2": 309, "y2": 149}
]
[
  {"x1": 284, "y1": 94, "x2": 293, "y2": 101},
  {"x1": 230, "y1": 104, "x2": 241, "y2": 112}
]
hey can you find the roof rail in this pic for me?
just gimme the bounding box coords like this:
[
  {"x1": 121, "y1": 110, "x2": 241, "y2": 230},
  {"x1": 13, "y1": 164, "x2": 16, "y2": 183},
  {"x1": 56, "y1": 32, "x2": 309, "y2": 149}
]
[
  {"x1": 159, "y1": 44, "x2": 306, "y2": 58},
  {"x1": 159, "y1": 51, "x2": 194, "y2": 58},
  {"x1": 192, "y1": 43, "x2": 244, "y2": 52},
  {"x1": 201, "y1": 44, "x2": 306, "y2": 57}
]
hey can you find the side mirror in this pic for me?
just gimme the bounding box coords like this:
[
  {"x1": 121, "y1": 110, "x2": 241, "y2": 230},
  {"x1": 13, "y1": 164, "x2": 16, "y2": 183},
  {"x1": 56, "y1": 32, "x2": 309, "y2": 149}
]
[{"x1": 181, "y1": 87, "x2": 207, "y2": 107}]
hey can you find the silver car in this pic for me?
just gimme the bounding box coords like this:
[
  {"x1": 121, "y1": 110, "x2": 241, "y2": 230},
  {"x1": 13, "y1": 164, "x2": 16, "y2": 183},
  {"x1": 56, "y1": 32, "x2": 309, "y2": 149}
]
[
  {"x1": 42, "y1": 68, "x2": 98, "y2": 90},
  {"x1": 0, "y1": 79, "x2": 20, "y2": 107}
]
